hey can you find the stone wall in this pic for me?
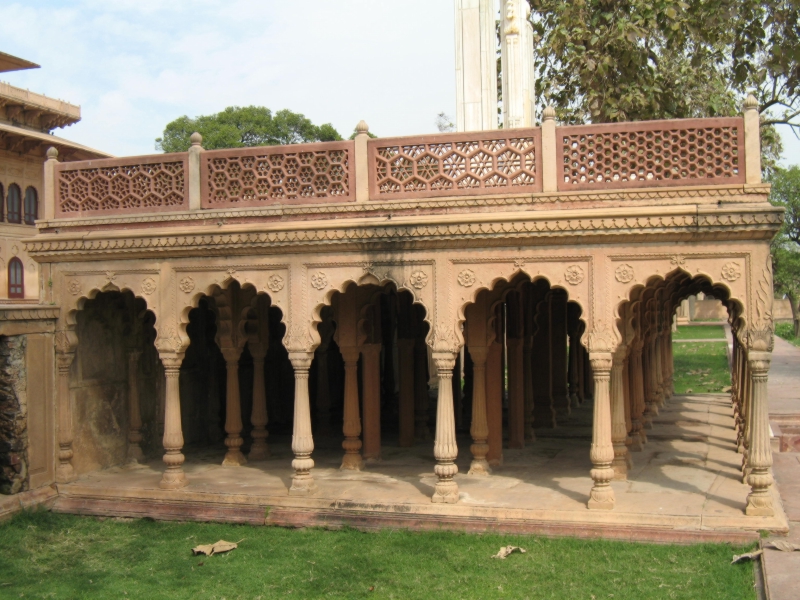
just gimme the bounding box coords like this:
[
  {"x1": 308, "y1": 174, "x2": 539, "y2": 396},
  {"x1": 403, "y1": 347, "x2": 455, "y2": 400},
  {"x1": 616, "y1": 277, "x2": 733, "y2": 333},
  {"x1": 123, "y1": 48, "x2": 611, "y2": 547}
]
[{"x1": 0, "y1": 335, "x2": 27, "y2": 495}]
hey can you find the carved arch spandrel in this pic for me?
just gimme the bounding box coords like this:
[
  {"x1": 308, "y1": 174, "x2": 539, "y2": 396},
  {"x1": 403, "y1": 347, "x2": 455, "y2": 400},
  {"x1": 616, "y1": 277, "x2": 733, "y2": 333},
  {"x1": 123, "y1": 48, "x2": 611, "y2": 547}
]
[
  {"x1": 306, "y1": 260, "x2": 435, "y2": 352},
  {"x1": 451, "y1": 257, "x2": 592, "y2": 344},
  {"x1": 610, "y1": 252, "x2": 752, "y2": 341},
  {"x1": 174, "y1": 266, "x2": 289, "y2": 353}
]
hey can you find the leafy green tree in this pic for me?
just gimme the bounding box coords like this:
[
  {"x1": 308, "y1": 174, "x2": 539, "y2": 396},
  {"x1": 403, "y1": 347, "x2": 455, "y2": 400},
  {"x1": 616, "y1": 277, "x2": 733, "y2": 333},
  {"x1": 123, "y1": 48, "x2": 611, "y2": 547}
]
[
  {"x1": 156, "y1": 106, "x2": 342, "y2": 153},
  {"x1": 769, "y1": 166, "x2": 800, "y2": 335},
  {"x1": 527, "y1": 0, "x2": 798, "y2": 172}
]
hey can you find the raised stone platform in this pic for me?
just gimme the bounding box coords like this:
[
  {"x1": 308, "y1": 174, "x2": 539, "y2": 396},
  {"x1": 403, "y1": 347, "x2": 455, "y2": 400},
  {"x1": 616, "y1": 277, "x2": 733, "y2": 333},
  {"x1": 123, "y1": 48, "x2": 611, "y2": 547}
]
[{"x1": 51, "y1": 393, "x2": 787, "y2": 543}]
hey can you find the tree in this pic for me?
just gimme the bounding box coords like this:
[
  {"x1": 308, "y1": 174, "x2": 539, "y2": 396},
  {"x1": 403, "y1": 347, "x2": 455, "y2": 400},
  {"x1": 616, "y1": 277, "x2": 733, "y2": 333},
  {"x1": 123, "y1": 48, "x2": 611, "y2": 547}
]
[
  {"x1": 769, "y1": 166, "x2": 800, "y2": 335},
  {"x1": 156, "y1": 106, "x2": 342, "y2": 153},
  {"x1": 527, "y1": 0, "x2": 798, "y2": 172}
]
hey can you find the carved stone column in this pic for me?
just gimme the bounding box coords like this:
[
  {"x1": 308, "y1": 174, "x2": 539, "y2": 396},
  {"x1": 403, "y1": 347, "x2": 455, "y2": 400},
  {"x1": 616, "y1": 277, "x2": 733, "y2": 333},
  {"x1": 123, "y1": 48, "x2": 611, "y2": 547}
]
[
  {"x1": 576, "y1": 342, "x2": 585, "y2": 404},
  {"x1": 414, "y1": 335, "x2": 431, "y2": 441},
  {"x1": 588, "y1": 353, "x2": 615, "y2": 510},
  {"x1": 550, "y1": 291, "x2": 570, "y2": 418},
  {"x1": 486, "y1": 338, "x2": 504, "y2": 466},
  {"x1": 745, "y1": 351, "x2": 774, "y2": 516},
  {"x1": 522, "y1": 336, "x2": 535, "y2": 441},
  {"x1": 467, "y1": 346, "x2": 490, "y2": 475},
  {"x1": 629, "y1": 344, "x2": 645, "y2": 450},
  {"x1": 314, "y1": 337, "x2": 332, "y2": 437},
  {"x1": 127, "y1": 349, "x2": 144, "y2": 464},
  {"x1": 55, "y1": 342, "x2": 76, "y2": 484},
  {"x1": 340, "y1": 346, "x2": 363, "y2": 470},
  {"x1": 610, "y1": 352, "x2": 629, "y2": 479},
  {"x1": 622, "y1": 355, "x2": 633, "y2": 466},
  {"x1": 506, "y1": 291, "x2": 525, "y2": 446},
  {"x1": 160, "y1": 354, "x2": 188, "y2": 489},
  {"x1": 289, "y1": 352, "x2": 318, "y2": 495},
  {"x1": 654, "y1": 334, "x2": 666, "y2": 408},
  {"x1": 432, "y1": 352, "x2": 459, "y2": 503},
  {"x1": 532, "y1": 295, "x2": 556, "y2": 428},
  {"x1": 361, "y1": 342, "x2": 382, "y2": 461},
  {"x1": 397, "y1": 338, "x2": 416, "y2": 447},
  {"x1": 567, "y1": 306, "x2": 582, "y2": 406},
  {"x1": 221, "y1": 347, "x2": 246, "y2": 466},
  {"x1": 249, "y1": 343, "x2": 269, "y2": 460}
]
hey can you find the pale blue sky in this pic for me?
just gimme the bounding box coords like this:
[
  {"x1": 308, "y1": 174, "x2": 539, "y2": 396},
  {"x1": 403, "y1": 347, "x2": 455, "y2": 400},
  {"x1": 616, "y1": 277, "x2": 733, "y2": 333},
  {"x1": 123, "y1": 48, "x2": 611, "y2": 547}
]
[{"x1": 1, "y1": 0, "x2": 797, "y2": 165}]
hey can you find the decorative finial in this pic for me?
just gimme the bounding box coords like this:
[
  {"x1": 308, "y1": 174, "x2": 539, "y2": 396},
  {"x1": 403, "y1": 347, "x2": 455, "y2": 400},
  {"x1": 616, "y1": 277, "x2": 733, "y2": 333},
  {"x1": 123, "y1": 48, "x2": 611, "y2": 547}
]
[
  {"x1": 744, "y1": 94, "x2": 758, "y2": 111},
  {"x1": 46, "y1": 146, "x2": 59, "y2": 159},
  {"x1": 190, "y1": 132, "x2": 203, "y2": 146},
  {"x1": 356, "y1": 120, "x2": 369, "y2": 134},
  {"x1": 543, "y1": 105, "x2": 556, "y2": 121}
]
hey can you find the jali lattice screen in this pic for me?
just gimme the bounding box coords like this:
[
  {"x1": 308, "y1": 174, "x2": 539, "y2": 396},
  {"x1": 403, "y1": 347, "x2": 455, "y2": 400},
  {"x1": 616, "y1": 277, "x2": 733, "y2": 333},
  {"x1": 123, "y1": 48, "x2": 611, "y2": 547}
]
[
  {"x1": 369, "y1": 131, "x2": 542, "y2": 200},
  {"x1": 56, "y1": 156, "x2": 188, "y2": 216},
  {"x1": 558, "y1": 118, "x2": 745, "y2": 190},
  {"x1": 201, "y1": 142, "x2": 354, "y2": 207}
]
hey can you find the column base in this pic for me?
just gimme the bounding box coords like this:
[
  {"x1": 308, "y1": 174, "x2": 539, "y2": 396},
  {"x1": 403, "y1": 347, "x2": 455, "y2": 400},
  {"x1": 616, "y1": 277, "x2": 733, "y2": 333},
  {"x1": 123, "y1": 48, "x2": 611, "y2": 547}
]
[
  {"x1": 288, "y1": 475, "x2": 318, "y2": 496},
  {"x1": 160, "y1": 468, "x2": 188, "y2": 490},
  {"x1": 432, "y1": 480, "x2": 459, "y2": 503},
  {"x1": 487, "y1": 457, "x2": 504, "y2": 467},
  {"x1": 248, "y1": 445, "x2": 270, "y2": 461},
  {"x1": 127, "y1": 445, "x2": 145, "y2": 464},
  {"x1": 340, "y1": 453, "x2": 364, "y2": 471},
  {"x1": 745, "y1": 494, "x2": 775, "y2": 517},
  {"x1": 222, "y1": 450, "x2": 248, "y2": 466},
  {"x1": 611, "y1": 460, "x2": 628, "y2": 480},
  {"x1": 56, "y1": 463, "x2": 76, "y2": 484},
  {"x1": 587, "y1": 490, "x2": 615, "y2": 510},
  {"x1": 468, "y1": 459, "x2": 492, "y2": 476}
]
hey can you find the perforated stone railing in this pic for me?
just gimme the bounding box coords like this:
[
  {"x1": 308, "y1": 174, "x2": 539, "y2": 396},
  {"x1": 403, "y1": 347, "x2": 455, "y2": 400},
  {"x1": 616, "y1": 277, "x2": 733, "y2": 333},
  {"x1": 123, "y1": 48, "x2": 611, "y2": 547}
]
[
  {"x1": 558, "y1": 118, "x2": 745, "y2": 191},
  {"x1": 201, "y1": 142, "x2": 354, "y2": 207},
  {"x1": 55, "y1": 154, "x2": 188, "y2": 217},
  {"x1": 44, "y1": 114, "x2": 758, "y2": 222},
  {"x1": 368, "y1": 130, "x2": 542, "y2": 200}
]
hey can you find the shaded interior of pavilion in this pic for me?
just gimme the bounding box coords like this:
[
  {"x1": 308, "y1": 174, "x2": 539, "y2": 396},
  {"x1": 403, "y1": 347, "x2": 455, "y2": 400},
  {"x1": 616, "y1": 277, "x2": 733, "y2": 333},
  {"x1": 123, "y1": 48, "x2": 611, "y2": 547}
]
[{"x1": 65, "y1": 268, "x2": 771, "y2": 516}]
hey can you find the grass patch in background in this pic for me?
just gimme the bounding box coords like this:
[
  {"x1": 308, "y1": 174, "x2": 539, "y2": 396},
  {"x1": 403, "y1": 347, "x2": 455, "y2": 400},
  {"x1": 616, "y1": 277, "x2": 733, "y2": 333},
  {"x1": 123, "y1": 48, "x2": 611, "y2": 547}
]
[
  {"x1": 672, "y1": 324, "x2": 726, "y2": 340},
  {"x1": 0, "y1": 511, "x2": 757, "y2": 600},
  {"x1": 775, "y1": 322, "x2": 800, "y2": 347},
  {"x1": 672, "y1": 341, "x2": 731, "y2": 394}
]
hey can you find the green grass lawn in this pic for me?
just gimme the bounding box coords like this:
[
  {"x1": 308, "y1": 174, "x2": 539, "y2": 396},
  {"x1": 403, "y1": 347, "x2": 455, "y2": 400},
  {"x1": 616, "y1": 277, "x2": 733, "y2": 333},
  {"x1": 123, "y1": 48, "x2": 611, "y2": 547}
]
[
  {"x1": 774, "y1": 322, "x2": 800, "y2": 347},
  {"x1": 672, "y1": 341, "x2": 731, "y2": 394},
  {"x1": 672, "y1": 325, "x2": 726, "y2": 340},
  {"x1": 0, "y1": 511, "x2": 756, "y2": 600}
]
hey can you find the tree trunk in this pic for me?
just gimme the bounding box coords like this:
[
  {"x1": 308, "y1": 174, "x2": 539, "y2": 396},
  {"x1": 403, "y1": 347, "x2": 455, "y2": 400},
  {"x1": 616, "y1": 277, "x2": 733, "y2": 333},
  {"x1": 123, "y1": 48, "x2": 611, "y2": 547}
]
[{"x1": 789, "y1": 292, "x2": 800, "y2": 338}]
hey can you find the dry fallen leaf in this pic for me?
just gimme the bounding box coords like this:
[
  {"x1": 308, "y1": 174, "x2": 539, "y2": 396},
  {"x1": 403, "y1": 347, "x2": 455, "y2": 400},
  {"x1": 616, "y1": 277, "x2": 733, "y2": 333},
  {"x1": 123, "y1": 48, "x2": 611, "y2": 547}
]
[
  {"x1": 722, "y1": 386, "x2": 732, "y2": 393},
  {"x1": 492, "y1": 546, "x2": 527, "y2": 559},
  {"x1": 685, "y1": 389, "x2": 693, "y2": 394},
  {"x1": 731, "y1": 549, "x2": 763, "y2": 564},
  {"x1": 192, "y1": 539, "x2": 243, "y2": 556},
  {"x1": 770, "y1": 541, "x2": 800, "y2": 552}
]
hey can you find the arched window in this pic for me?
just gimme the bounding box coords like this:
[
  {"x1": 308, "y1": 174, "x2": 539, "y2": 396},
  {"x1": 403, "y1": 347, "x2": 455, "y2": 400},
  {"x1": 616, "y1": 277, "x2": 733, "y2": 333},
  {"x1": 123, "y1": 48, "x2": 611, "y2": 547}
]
[
  {"x1": 24, "y1": 187, "x2": 38, "y2": 225},
  {"x1": 7, "y1": 184, "x2": 21, "y2": 224},
  {"x1": 8, "y1": 258, "x2": 24, "y2": 298}
]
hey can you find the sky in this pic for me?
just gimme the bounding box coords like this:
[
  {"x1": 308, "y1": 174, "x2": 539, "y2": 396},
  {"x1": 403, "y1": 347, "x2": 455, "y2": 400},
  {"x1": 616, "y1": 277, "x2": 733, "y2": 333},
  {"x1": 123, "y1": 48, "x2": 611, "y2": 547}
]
[{"x1": 0, "y1": 0, "x2": 797, "y2": 165}]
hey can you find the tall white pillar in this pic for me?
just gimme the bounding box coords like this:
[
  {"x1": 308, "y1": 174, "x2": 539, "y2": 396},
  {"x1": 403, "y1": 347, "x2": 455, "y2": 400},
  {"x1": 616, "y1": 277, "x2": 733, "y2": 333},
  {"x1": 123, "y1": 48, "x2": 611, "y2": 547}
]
[
  {"x1": 455, "y1": 0, "x2": 498, "y2": 132},
  {"x1": 500, "y1": 0, "x2": 536, "y2": 128}
]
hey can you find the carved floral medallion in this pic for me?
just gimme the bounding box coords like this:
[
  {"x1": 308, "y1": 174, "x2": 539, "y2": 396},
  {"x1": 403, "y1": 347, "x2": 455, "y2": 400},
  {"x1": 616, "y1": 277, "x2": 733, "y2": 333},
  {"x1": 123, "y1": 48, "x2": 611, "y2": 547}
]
[
  {"x1": 267, "y1": 274, "x2": 285, "y2": 292},
  {"x1": 721, "y1": 261, "x2": 742, "y2": 282},
  {"x1": 615, "y1": 264, "x2": 635, "y2": 283},
  {"x1": 564, "y1": 265, "x2": 585, "y2": 285},
  {"x1": 67, "y1": 279, "x2": 82, "y2": 296},
  {"x1": 141, "y1": 277, "x2": 157, "y2": 295},
  {"x1": 310, "y1": 271, "x2": 328, "y2": 290},
  {"x1": 409, "y1": 270, "x2": 428, "y2": 289},
  {"x1": 179, "y1": 276, "x2": 195, "y2": 294},
  {"x1": 457, "y1": 269, "x2": 476, "y2": 287}
]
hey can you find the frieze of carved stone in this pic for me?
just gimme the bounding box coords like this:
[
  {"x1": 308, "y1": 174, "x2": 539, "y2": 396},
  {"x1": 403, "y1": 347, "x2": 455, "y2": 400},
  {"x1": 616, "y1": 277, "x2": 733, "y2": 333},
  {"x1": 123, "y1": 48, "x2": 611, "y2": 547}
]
[{"x1": 54, "y1": 330, "x2": 76, "y2": 354}]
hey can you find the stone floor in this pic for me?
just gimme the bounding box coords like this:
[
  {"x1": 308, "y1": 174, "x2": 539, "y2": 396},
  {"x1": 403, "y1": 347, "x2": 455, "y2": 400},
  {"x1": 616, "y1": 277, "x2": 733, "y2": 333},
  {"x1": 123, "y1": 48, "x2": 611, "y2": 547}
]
[{"x1": 53, "y1": 391, "x2": 787, "y2": 542}]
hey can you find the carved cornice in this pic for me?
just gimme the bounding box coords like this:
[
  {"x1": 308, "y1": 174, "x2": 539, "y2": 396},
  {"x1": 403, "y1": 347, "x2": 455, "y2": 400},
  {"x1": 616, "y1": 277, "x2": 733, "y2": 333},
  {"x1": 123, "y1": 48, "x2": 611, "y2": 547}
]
[
  {"x1": 25, "y1": 205, "x2": 783, "y2": 262},
  {"x1": 34, "y1": 183, "x2": 770, "y2": 231},
  {"x1": 0, "y1": 306, "x2": 59, "y2": 321}
]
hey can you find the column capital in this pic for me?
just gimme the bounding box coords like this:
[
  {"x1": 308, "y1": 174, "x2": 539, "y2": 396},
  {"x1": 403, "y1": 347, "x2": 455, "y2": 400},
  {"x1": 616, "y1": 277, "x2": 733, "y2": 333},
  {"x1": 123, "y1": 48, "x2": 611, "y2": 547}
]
[
  {"x1": 288, "y1": 351, "x2": 314, "y2": 371},
  {"x1": 159, "y1": 352, "x2": 184, "y2": 372},
  {"x1": 360, "y1": 342, "x2": 382, "y2": 358},
  {"x1": 249, "y1": 342, "x2": 267, "y2": 362},
  {"x1": 432, "y1": 351, "x2": 457, "y2": 372},
  {"x1": 221, "y1": 346, "x2": 242, "y2": 364},
  {"x1": 747, "y1": 351, "x2": 772, "y2": 373},
  {"x1": 339, "y1": 345, "x2": 361, "y2": 363},
  {"x1": 467, "y1": 345, "x2": 488, "y2": 365},
  {"x1": 589, "y1": 352, "x2": 613, "y2": 372}
]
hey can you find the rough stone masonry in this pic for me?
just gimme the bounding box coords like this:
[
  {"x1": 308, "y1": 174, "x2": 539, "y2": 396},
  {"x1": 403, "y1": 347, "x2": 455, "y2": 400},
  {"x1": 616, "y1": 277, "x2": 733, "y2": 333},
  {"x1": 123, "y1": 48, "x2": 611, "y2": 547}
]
[{"x1": 0, "y1": 335, "x2": 28, "y2": 495}]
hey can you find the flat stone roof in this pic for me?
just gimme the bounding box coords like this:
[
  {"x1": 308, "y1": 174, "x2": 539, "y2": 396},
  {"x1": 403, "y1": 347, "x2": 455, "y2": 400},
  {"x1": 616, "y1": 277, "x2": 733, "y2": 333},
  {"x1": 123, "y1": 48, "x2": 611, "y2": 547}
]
[{"x1": 0, "y1": 51, "x2": 39, "y2": 74}]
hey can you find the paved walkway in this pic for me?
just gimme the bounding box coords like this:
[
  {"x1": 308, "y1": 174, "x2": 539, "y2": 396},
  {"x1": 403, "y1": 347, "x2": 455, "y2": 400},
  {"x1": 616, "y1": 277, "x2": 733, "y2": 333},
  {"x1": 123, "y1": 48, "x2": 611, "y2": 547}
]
[{"x1": 763, "y1": 336, "x2": 800, "y2": 600}]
